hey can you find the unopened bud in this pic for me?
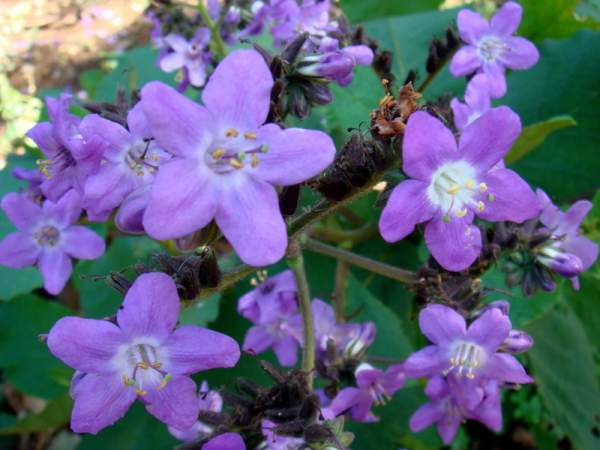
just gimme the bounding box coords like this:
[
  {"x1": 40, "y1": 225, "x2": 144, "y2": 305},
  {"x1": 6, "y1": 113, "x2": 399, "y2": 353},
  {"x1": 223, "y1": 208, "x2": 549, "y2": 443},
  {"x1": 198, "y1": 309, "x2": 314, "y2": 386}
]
[{"x1": 501, "y1": 330, "x2": 534, "y2": 354}]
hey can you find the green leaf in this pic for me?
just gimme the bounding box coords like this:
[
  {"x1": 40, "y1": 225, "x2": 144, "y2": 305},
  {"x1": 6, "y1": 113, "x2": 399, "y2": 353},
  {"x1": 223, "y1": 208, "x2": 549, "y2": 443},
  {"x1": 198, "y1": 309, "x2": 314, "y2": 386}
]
[
  {"x1": 179, "y1": 293, "x2": 221, "y2": 326},
  {"x1": 505, "y1": 115, "x2": 577, "y2": 164},
  {"x1": 561, "y1": 265, "x2": 600, "y2": 350},
  {"x1": 0, "y1": 392, "x2": 72, "y2": 435},
  {"x1": 525, "y1": 304, "x2": 600, "y2": 450},
  {"x1": 0, "y1": 295, "x2": 72, "y2": 398},
  {"x1": 341, "y1": 0, "x2": 443, "y2": 23}
]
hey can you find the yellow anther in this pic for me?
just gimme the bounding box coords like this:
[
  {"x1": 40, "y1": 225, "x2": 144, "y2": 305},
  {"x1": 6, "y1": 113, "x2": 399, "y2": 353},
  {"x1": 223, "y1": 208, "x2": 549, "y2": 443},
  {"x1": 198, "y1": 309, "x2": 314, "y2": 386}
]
[
  {"x1": 251, "y1": 154, "x2": 260, "y2": 168},
  {"x1": 447, "y1": 185, "x2": 461, "y2": 194},
  {"x1": 151, "y1": 362, "x2": 162, "y2": 369},
  {"x1": 244, "y1": 132, "x2": 257, "y2": 139},
  {"x1": 135, "y1": 389, "x2": 148, "y2": 396},
  {"x1": 477, "y1": 201, "x2": 485, "y2": 212},
  {"x1": 229, "y1": 158, "x2": 243, "y2": 169},
  {"x1": 225, "y1": 128, "x2": 239, "y2": 138},
  {"x1": 479, "y1": 182, "x2": 488, "y2": 192},
  {"x1": 455, "y1": 208, "x2": 468, "y2": 218},
  {"x1": 157, "y1": 374, "x2": 172, "y2": 390},
  {"x1": 212, "y1": 148, "x2": 226, "y2": 159},
  {"x1": 136, "y1": 362, "x2": 149, "y2": 370},
  {"x1": 465, "y1": 179, "x2": 475, "y2": 189},
  {"x1": 151, "y1": 154, "x2": 160, "y2": 161},
  {"x1": 37, "y1": 159, "x2": 52, "y2": 177},
  {"x1": 136, "y1": 171, "x2": 144, "y2": 177},
  {"x1": 250, "y1": 277, "x2": 258, "y2": 286}
]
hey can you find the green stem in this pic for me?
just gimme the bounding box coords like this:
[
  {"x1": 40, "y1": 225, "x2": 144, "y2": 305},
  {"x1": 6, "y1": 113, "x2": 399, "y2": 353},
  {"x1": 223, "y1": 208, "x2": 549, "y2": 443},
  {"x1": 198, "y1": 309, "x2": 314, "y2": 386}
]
[
  {"x1": 197, "y1": 0, "x2": 227, "y2": 60},
  {"x1": 333, "y1": 261, "x2": 349, "y2": 323},
  {"x1": 286, "y1": 240, "x2": 315, "y2": 389},
  {"x1": 304, "y1": 238, "x2": 418, "y2": 285}
]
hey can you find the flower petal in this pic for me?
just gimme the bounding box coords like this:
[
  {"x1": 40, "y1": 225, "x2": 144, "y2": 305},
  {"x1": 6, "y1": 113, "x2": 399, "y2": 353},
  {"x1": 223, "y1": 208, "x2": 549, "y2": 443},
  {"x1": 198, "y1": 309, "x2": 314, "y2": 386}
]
[
  {"x1": 117, "y1": 272, "x2": 180, "y2": 341},
  {"x1": 202, "y1": 432, "x2": 246, "y2": 450},
  {"x1": 144, "y1": 375, "x2": 199, "y2": 431},
  {"x1": 164, "y1": 325, "x2": 240, "y2": 374},
  {"x1": 242, "y1": 326, "x2": 275, "y2": 354},
  {"x1": 83, "y1": 164, "x2": 133, "y2": 217},
  {"x1": 63, "y1": 225, "x2": 105, "y2": 260},
  {"x1": 465, "y1": 73, "x2": 492, "y2": 112},
  {"x1": 26, "y1": 122, "x2": 62, "y2": 157},
  {"x1": 115, "y1": 186, "x2": 151, "y2": 233},
  {"x1": 39, "y1": 250, "x2": 72, "y2": 295},
  {"x1": 490, "y1": 1, "x2": 522, "y2": 35},
  {"x1": 143, "y1": 159, "x2": 218, "y2": 240},
  {"x1": 459, "y1": 107, "x2": 521, "y2": 172},
  {"x1": 272, "y1": 335, "x2": 298, "y2": 367},
  {"x1": 485, "y1": 353, "x2": 533, "y2": 384},
  {"x1": 457, "y1": 9, "x2": 490, "y2": 44},
  {"x1": 79, "y1": 114, "x2": 131, "y2": 155},
  {"x1": 477, "y1": 168, "x2": 539, "y2": 223},
  {"x1": 379, "y1": 179, "x2": 435, "y2": 242},
  {"x1": 564, "y1": 235, "x2": 598, "y2": 271},
  {"x1": 141, "y1": 81, "x2": 213, "y2": 157},
  {"x1": 501, "y1": 37, "x2": 539, "y2": 70},
  {"x1": 164, "y1": 33, "x2": 189, "y2": 52},
  {"x1": 159, "y1": 51, "x2": 186, "y2": 72},
  {"x1": 482, "y1": 62, "x2": 506, "y2": 98},
  {"x1": 43, "y1": 189, "x2": 82, "y2": 227},
  {"x1": 47, "y1": 316, "x2": 125, "y2": 373},
  {"x1": 0, "y1": 232, "x2": 40, "y2": 268},
  {"x1": 1, "y1": 192, "x2": 42, "y2": 230},
  {"x1": 403, "y1": 112, "x2": 458, "y2": 181},
  {"x1": 424, "y1": 215, "x2": 482, "y2": 272},
  {"x1": 419, "y1": 304, "x2": 466, "y2": 346},
  {"x1": 450, "y1": 98, "x2": 471, "y2": 131},
  {"x1": 70, "y1": 373, "x2": 136, "y2": 434},
  {"x1": 437, "y1": 412, "x2": 461, "y2": 444},
  {"x1": 403, "y1": 345, "x2": 449, "y2": 379},
  {"x1": 409, "y1": 401, "x2": 443, "y2": 432},
  {"x1": 202, "y1": 49, "x2": 273, "y2": 130},
  {"x1": 467, "y1": 308, "x2": 510, "y2": 351},
  {"x1": 215, "y1": 174, "x2": 286, "y2": 266},
  {"x1": 127, "y1": 102, "x2": 151, "y2": 139},
  {"x1": 562, "y1": 200, "x2": 593, "y2": 234},
  {"x1": 449, "y1": 45, "x2": 481, "y2": 76},
  {"x1": 252, "y1": 125, "x2": 335, "y2": 186}
]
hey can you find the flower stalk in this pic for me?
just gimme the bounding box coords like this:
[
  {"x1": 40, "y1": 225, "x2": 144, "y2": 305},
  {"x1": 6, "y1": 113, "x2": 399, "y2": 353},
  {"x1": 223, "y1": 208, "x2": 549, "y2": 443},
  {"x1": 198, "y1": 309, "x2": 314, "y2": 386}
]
[{"x1": 197, "y1": 0, "x2": 227, "y2": 60}]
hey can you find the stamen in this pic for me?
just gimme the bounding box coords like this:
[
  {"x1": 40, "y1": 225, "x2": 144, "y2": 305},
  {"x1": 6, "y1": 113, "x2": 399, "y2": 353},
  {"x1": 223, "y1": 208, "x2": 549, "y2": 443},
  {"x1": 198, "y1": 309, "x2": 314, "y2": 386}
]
[
  {"x1": 447, "y1": 185, "x2": 461, "y2": 194},
  {"x1": 442, "y1": 215, "x2": 452, "y2": 223},
  {"x1": 137, "y1": 362, "x2": 149, "y2": 370},
  {"x1": 260, "y1": 144, "x2": 269, "y2": 153},
  {"x1": 465, "y1": 179, "x2": 475, "y2": 189},
  {"x1": 487, "y1": 194, "x2": 496, "y2": 202},
  {"x1": 229, "y1": 158, "x2": 243, "y2": 169},
  {"x1": 157, "y1": 374, "x2": 172, "y2": 390},
  {"x1": 479, "y1": 182, "x2": 488, "y2": 192},
  {"x1": 244, "y1": 132, "x2": 257, "y2": 139},
  {"x1": 225, "y1": 128, "x2": 239, "y2": 138},
  {"x1": 477, "y1": 201, "x2": 485, "y2": 212},
  {"x1": 455, "y1": 208, "x2": 468, "y2": 218},
  {"x1": 251, "y1": 154, "x2": 259, "y2": 168},
  {"x1": 135, "y1": 389, "x2": 148, "y2": 396},
  {"x1": 37, "y1": 159, "x2": 52, "y2": 178},
  {"x1": 212, "y1": 148, "x2": 226, "y2": 159},
  {"x1": 237, "y1": 151, "x2": 246, "y2": 162}
]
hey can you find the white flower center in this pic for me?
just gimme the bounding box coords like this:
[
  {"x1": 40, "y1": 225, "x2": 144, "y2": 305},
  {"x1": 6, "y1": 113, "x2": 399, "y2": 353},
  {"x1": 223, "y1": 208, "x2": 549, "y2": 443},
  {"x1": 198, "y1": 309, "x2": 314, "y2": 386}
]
[
  {"x1": 114, "y1": 340, "x2": 171, "y2": 396},
  {"x1": 444, "y1": 341, "x2": 487, "y2": 380},
  {"x1": 33, "y1": 224, "x2": 61, "y2": 247},
  {"x1": 204, "y1": 127, "x2": 268, "y2": 174},
  {"x1": 477, "y1": 36, "x2": 507, "y2": 62},
  {"x1": 120, "y1": 139, "x2": 165, "y2": 179}
]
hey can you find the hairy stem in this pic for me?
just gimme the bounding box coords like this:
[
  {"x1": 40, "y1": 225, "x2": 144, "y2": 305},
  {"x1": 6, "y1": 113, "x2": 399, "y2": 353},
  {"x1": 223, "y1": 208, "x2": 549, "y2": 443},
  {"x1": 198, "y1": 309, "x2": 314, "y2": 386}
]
[
  {"x1": 197, "y1": 0, "x2": 227, "y2": 59},
  {"x1": 304, "y1": 238, "x2": 418, "y2": 284},
  {"x1": 286, "y1": 240, "x2": 316, "y2": 389}
]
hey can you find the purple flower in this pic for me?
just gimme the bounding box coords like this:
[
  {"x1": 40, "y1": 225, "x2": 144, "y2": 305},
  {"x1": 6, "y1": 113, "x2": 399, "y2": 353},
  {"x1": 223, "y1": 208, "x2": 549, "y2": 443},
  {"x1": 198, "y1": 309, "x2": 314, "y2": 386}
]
[
  {"x1": 298, "y1": 37, "x2": 374, "y2": 86},
  {"x1": 409, "y1": 376, "x2": 501, "y2": 444},
  {"x1": 79, "y1": 102, "x2": 170, "y2": 231},
  {"x1": 202, "y1": 432, "x2": 246, "y2": 450},
  {"x1": 169, "y1": 381, "x2": 223, "y2": 441},
  {"x1": 270, "y1": 0, "x2": 337, "y2": 46},
  {"x1": 262, "y1": 419, "x2": 304, "y2": 449},
  {"x1": 140, "y1": 49, "x2": 335, "y2": 266},
  {"x1": 160, "y1": 30, "x2": 212, "y2": 87},
  {"x1": 450, "y1": 74, "x2": 492, "y2": 130},
  {"x1": 378, "y1": 109, "x2": 539, "y2": 271},
  {"x1": 238, "y1": 270, "x2": 300, "y2": 366},
  {"x1": 450, "y1": 1, "x2": 539, "y2": 97},
  {"x1": 0, "y1": 190, "x2": 105, "y2": 294},
  {"x1": 12, "y1": 166, "x2": 45, "y2": 201},
  {"x1": 46, "y1": 272, "x2": 240, "y2": 434},
  {"x1": 323, "y1": 363, "x2": 405, "y2": 423},
  {"x1": 238, "y1": 1, "x2": 270, "y2": 38},
  {"x1": 26, "y1": 94, "x2": 104, "y2": 201},
  {"x1": 403, "y1": 304, "x2": 533, "y2": 410},
  {"x1": 535, "y1": 189, "x2": 598, "y2": 289}
]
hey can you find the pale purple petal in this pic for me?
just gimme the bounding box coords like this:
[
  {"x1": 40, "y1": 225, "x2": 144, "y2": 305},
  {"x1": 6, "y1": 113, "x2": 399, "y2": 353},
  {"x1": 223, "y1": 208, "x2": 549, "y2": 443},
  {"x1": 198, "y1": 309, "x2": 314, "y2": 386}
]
[
  {"x1": 159, "y1": 52, "x2": 186, "y2": 72},
  {"x1": 471, "y1": 382, "x2": 502, "y2": 431},
  {"x1": 70, "y1": 373, "x2": 136, "y2": 434},
  {"x1": 26, "y1": 122, "x2": 61, "y2": 157},
  {"x1": 457, "y1": 9, "x2": 490, "y2": 44},
  {"x1": 144, "y1": 375, "x2": 199, "y2": 431},
  {"x1": 272, "y1": 335, "x2": 298, "y2": 367},
  {"x1": 63, "y1": 225, "x2": 105, "y2": 259},
  {"x1": 485, "y1": 353, "x2": 533, "y2": 384},
  {"x1": 448, "y1": 376, "x2": 484, "y2": 410},
  {"x1": 141, "y1": 81, "x2": 213, "y2": 157},
  {"x1": 1, "y1": 192, "x2": 42, "y2": 230},
  {"x1": 419, "y1": 304, "x2": 466, "y2": 346},
  {"x1": 0, "y1": 232, "x2": 40, "y2": 268},
  {"x1": 127, "y1": 102, "x2": 152, "y2": 139},
  {"x1": 143, "y1": 160, "x2": 218, "y2": 240},
  {"x1": 115, "y1": 186, "x2": 151, "y2": 233},
  {"x1": 500, "y1": 37, "x2": 539, "y2": 70},
  {"x1": 424, "y1": 216, "x2": 482, "y2": 272},
  {"x1": 117, "y1": 272, "x2": 179, "y2": 341},
  {"x1": 490, "y1": 1, "x2": 522, "y2": 35},
  {"x1": 202, "y1": 49, "x2": 273, "y2": 130},
  {"x1": 202, "y1": 432, "x2": 246, "y2": 450},
  {"x1": 562, "y1": 200, "x2": 593, "y2": 234},
  {"x1": 379, "y1": 179, "x2": 435, "y2": 242},
  {"x1": 437, "y1": 413, "x2": 461, "y2": 444},
  {"x1": 243, "y1": 326, "x2": 275, "y2": 354},
  {"x1": 466, "y1": 308, "x2": 510, "y2": 351},
  {"x1": 403, "y1": 345, "x2": 449, "y2": 378},
  {"x1": 164, "y1": 33, "x2": 189, "y2": 52},
  {"x1": 449, "y1": 45, "x2": 481, "y2": 76},
  {"x1": 564, "y1": 236, "x2": 598, "y2": 271},
  {"x1": 450, "y1": 98, "x2": 471, "y2": 130},
  {"x1": 39, "y1": 250, "x2": 72, "y2": 295},
  {"x1": 344, "y1": 45, "x2": 374, "y2": 65},
  {"x1": 253, "y1": 125, "x2": 335, "y2": 186},
  {"x1": 327, "y1": 387, "x2": 362, "y2": 417},
  {"x1": 42, "y1": 189, "x2": 82, "y2": 227},
  {"x1": 215, "y1": 174, "x2": 286, "y2": 266},
  {"x1": 79, "y1": 115, "x2": 131, "y2": 154},
  {"x1": 477, "y1": 168, "x2": 539, "y2": 223},
  {"x1": 459, "y1": 107, "x2": 521, "y2": 172},
  {"x1": 163, "y1": 325, "x2": 240, "y2": 374},
  {"x1": 47, "y1": 316, "x2": 125, "y2": 373},
  {"x1": 409, "y1": 402, "x2": 443, "y2": 432},
  {"x1": 482, "y1": 62, "x2": 506, "y2": 98},
  {"x1": 84, "y1": 165, "x2": 133, "y2": 217},
  {"x1": 465, "y1": 73, "x2": 492, "y2": 112},
  {"x1": 403, "y1": 112, "x2": 458, "y2": 181}
]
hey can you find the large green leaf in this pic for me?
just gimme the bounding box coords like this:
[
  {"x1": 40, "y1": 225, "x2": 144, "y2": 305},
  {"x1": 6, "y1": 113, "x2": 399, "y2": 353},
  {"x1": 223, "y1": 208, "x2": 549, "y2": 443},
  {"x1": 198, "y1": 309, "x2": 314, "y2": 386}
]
[
  {"x1": 525, "y1": 305, "x2": 600, "y2": 450},
  {"x1": 341, "y1": 0, "x2": 443, "y2": 23},
  {"x1": 0, "y1": 295, "x2": 72, "y2": 398}
]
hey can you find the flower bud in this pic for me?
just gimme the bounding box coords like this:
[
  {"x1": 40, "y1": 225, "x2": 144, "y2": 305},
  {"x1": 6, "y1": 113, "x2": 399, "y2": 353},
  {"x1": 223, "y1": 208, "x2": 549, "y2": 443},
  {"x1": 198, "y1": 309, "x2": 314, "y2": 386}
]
[{"x1": 501, "y1": 330, "x2": 534, "y2": 354}]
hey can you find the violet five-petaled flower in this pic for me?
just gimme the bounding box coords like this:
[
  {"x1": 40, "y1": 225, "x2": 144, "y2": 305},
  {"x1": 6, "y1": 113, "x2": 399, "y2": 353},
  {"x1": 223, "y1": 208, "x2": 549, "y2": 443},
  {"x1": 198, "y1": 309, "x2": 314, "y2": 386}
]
[
  {"x1": 270, "y1": 0, "x2": 337, "y2": 46},
  {"x1": 140, "y1": 49, "x2": 335, "y2": 266},
  {"x1": 404, "y1": 304, "x2": 533, "y2": 411},
  {"x1": 46, "y1": 272, "x2": 240, "y2": 434},
  {"x1": 450, "y1": 1, "x2": 539, "y2": 97},
  {"x1": 160, "y1": 30, "x2": 212, "y2": 87},
  {"x1": 379, "y1": 108, "x2": 539, "y2": 271},
  {"x1": 323, "y1": 362, "x2": 405, "y2": 423},
  {"x1": 535, "y1": 189, "x2": 598, "y2": 288},
  {"x1": 238, "y1": 270, "x2": 300, "y2": 366},
  {"x1": 0, "y1": 190, "x2": 105, "y2": 294},
  {"x1": 450, "y1": 73, "x2": 492, "y2": 131}
]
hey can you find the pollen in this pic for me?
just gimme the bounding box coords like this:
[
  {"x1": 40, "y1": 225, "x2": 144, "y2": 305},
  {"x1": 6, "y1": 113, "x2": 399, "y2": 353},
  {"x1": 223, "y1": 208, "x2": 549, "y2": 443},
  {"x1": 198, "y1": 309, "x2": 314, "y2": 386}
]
[
  {"x1": 465, "y1": 179, "x2": 475, "y2": 189},
  {"x1": 211, "y1": 148, "x2": 226, "y2": 159},
  {"x1": 455, "y1": 208, "x2": 468, "y2": 218},
  {"x1": 136, "y1": 362, "x2": 149, "y2": 370},
  {"x1": 251, "y1": 154, "x2": 260, "y2": 168},
  {"x1": 237, "y1": 151, "x2": 246, "y2": 162},
  {"x1": 477, "y1": 201, "x2": 485, "y2": 211},
  {"x1": 123, "y1": 375, "x2": 135, "y2": 386},
  {"x1": 229, "y1": 158, "x2": 243, "y2": 169},
  {"x1": 443, "y1": 215, "x2": 452, "y2": 223},
  {"x1": 225, "y1": 128, "x2": 239, "y2": 138},
  {"x1": 260, "y1": 144, "x2": 269, "y2": 153},
  {"x1": 488, "y1": 194, "x2": 496, "y2": 202},
  {"x1": 157, "y1": 374, "x2": 172, "y2": 390},
  {"x1": 36, "y1": 159, "x2": 52, "y2": 178},
  {"x1": 447, "y1": 185, "x2": 461, "y2": 194},
  {"x1": 244, "y1": 132, "x2": 257, "y2": 139},
  {"x1": 135, "y1": 388, "x2": 148, "y2": 396},
  {"x1": 479, "y1": 182, "x2": 488, "y2": 192}
]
